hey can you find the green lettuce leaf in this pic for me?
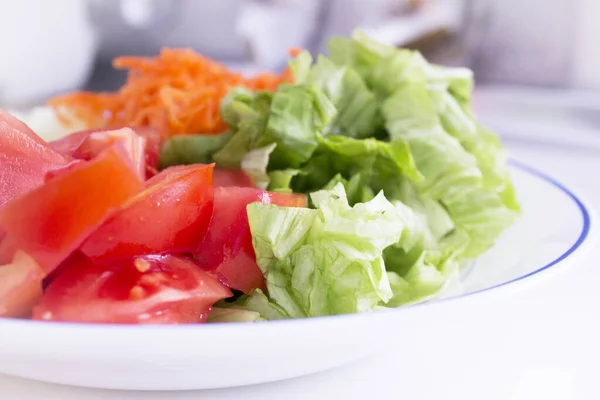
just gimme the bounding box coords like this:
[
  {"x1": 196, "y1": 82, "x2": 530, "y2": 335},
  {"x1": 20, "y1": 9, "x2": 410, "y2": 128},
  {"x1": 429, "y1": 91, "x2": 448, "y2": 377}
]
[
  {"x1": 430, "y1": 88, "x2": 520, "y2": 212},
  {"x1": 382, "y1": 78, "x2": 517, "y2": 258},
  {"x1": 292, "y1": 135, "x2": 422, "y2": 197},
  {"x1": 289, "y1": 50, "x2": 313, "y2": 83},
  {"x1": 213, "y1": 89, "x2": 273, "y2": 168},
  {"x1": 369, "y1": 50, "x2": 427, "y2": 98},
  {"x1": 158, "y1": 131, "x2": 233, "y2": 169},
  {"x1": 322, "y1": 173, "x2": 375, "y2": 205},
  {"x1": 240, "y1": 143, "x2": 277, "y2": 189},
  {"x1": 267, "y1": 169, "x2": 301, "y2": 193},
  {"x1": 425, "y1": 64, "x2": 474, "y2": 104},
  {"x1": 207, "y1": 307, "x2": 264, "y2": 323},
  {"x1": 220, "y1": 88, "x2": 272, "y2": 132},
  {"x1": 215, "y1": 84, "x2": 336, "y2": 171},
  {"x1": 241, "y1": 290, "x2": 290, "y2": 320},
  {"x1": 329, "y1": 30, "x2": 396, "y2": 82},
  {"x1": 328, "y1": 30, "x2": 472, "y2": 101},
  {"x1": 304, "y1": 54, "x2": 381, "y2": 138},
  {"x1": 383, "y1": 212, "x2": 469, "y2": 307},
  {"x1": 382, "y1": 82, "x2": 482, "y2": 200},
  {"x1": 379, "y1": 182, "x2": 465, "y2": 306},
  {"x1": 214, "y1": 289, "x2": 289, "y2": 320},
  {"x1": 255, "y1": 84, "x2": 337, "y2": 169},
  {"x1": 246, "y1": 184, "x2": 403, "y2": 318},
  {"x1": 208, "y1": 30, "x2": 520, "y2": 314}
]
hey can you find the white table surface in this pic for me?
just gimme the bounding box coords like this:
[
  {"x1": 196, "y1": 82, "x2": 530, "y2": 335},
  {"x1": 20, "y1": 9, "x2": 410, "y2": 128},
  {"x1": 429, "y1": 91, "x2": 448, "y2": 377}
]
[{"x1": 2, "y1": 89, "x2": 600, "y2": 399}]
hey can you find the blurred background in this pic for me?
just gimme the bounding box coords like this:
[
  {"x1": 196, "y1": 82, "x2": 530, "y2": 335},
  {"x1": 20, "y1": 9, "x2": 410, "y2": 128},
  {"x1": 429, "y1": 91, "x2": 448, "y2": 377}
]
[
  {"x1": 1, "y1": 0, "x2": 599, "y2": 99},
  {"x1": 2, "y1": 0, "x2": 600, "y2": 151}
]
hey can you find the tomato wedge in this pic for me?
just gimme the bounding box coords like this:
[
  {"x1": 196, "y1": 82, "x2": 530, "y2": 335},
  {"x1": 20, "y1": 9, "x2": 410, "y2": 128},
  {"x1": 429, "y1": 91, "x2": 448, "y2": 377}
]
[
  {"x1": 0, "y1": 251, "x2": 45, "y2": 318},
  {"x1": 139, "y1": 127, "x2": 161, "y2": 177},
  {"x1": 0, "y1": 109, "x2": 71, "y2": 207},
  {"x1": 51, "y1": 127, "x2": 161, "y2": 179},
  {"x1": 0, "y1": 146, "x2": 144, "y2": 273},
  {"x1": 33, "y1": 254, "x2": 232, "y2": 324},
  {"x1": 213, "y1": 168, "x2": 253, "y2": 187},
  {"x1": 80, "y1": 164, "x2": 214, "y2": 262},
  {"x1": 0, "y1": 235, "x2": 17, "y2": 265},
  {"x1": 195, "y1": 187, "x2": 306, "y2": 294}
]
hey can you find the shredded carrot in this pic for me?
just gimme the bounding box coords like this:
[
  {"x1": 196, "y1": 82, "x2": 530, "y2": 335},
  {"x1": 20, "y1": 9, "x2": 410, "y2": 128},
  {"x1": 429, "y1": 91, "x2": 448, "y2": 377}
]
[
  {"x1": 288, "y1": 47, "x2": 304, "y2": 57},
  {"x1": 49, "y1": 48, "x2": 299, "y2": 138}
]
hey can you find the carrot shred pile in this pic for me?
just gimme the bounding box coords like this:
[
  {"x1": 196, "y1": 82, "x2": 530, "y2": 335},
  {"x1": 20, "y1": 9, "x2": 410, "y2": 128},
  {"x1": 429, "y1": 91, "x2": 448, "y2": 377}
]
[{"x1": 49, "y1": 48, "x2": 296, "y2": 138}]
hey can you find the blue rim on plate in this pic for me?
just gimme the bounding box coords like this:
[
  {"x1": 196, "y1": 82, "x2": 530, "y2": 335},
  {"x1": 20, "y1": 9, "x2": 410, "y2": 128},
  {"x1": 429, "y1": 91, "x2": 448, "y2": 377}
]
[
  {"x1": 0, "y1": 159, "x2": 592, "y2": 330},
  {"x1": 471, "y1": 158, "x2": 591, "y2": 292}
]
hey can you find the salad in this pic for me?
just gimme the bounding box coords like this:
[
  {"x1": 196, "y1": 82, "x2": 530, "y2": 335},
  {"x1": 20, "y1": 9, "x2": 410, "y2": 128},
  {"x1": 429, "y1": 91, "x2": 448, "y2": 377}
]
[{"x1": 0, "y1": 31, "x2": 519, "y2": 324}]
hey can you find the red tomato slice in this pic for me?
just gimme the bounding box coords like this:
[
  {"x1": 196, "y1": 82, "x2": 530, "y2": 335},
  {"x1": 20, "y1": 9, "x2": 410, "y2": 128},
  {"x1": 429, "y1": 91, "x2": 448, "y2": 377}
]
[
  {"x1": 51, "y1": 127, "x2": 161, "y2": 179},
  {"x1": 138, "y1": 127, "x2": 161, "y2": 178},
  {"x1": 0, "y1": 109, "x2": 71, "y2": 208},
  {"x1": 43, "y1": 159, "x2": 85, "y2": 182},
  {"x1": 194, "y1": 187, "x2": 306, "y2": 294},
  {"x1": 0, "y1": 251, "x2": 45, "y2": 318},
  {"x1": 0, "y1": 146, "x2": 144, "y2": 273},
  {"x1": 213, "y1": 168, "x2": 253, "y2": 187},
  {"x1": 0, "y1": 235, "x2": 17, "y2": 265},
  {"x1": 50, "y1": 128, "x2": 144, "y2": 178},
  {"x1": 33, "y1": 254, "x2": 232, "y2": 324},
  {"x1": 80, "y1": 164, "x2": 214, "y2": 262}
]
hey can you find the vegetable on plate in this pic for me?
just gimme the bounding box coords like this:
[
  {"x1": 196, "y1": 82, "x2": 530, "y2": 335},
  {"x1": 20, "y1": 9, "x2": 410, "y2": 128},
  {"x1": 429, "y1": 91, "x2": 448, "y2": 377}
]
[{"x1": 0, "y1": 30, "x2": 519, "y2": 323}]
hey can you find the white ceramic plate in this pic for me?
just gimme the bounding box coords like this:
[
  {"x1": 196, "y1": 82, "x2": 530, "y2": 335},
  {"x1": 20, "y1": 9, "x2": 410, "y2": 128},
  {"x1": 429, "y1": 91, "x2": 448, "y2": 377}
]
[{"x1": 0, "y1": 160, "x2": 595, "y2": 391}]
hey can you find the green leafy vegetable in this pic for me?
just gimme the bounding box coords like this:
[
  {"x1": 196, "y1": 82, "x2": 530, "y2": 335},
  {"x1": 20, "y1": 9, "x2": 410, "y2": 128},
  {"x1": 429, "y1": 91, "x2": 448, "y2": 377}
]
[
  {"x1": 207, "y1": 307, "x2": 264, "y2": 323},
  {"x1": 301, "y1": 54, "x2": 382, "y2": 138},
  {"x1": 329, "y1": 30, "x2": 396, "y2": 81},
  {"x1": 267, "y1": 169, "x2": 301, "y2": 193},
  {"x1": 293, "y1": 135, "x2": 422, "y2": 193},
  {"x1": 247, "y1": 184, "x2": 403, "y2": 318},
  {"x1": 214, "y1": 85, "x2": 336, "y2": 170},
  {"x1": 255, "y1": 84, "x2": 337, "y2": 169},
  {"x1": 220, "y1": 88, "x2": 272, "y2": 132},
  {"x1": 158, "y1": 131, "x2": 233, "y2": 168},
  {"x1": 381, "y1": 78, "x2": 517, "y2": 258},
  {"x1": 382, "y1": 82, "x2": 482, "y2": 200},
  {"x1": 222, "y1": 289, "x2": 290, "y2": 320},
  {"x1": 156, "y1": 30, "x2": 520, "y2": 319},
  {"x1": 212, "y1": 89, "x2": 273, "y2": 168},
  {"x1": 241, "y1": 143, "x2": 277, "y2": 189}
]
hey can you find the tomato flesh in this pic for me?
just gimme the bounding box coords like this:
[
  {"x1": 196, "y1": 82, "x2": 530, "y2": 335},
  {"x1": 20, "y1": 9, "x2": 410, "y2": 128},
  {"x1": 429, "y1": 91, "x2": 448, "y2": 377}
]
[
  {"x1": 213, "y1": 168, "x2": 253, "y2": 187},
  {"x1": 80, "y1": 164, "x2": 214, "y2": 262},
  {"x1": 137, "y1": 127, "x2": 161, "y2": 178},
  {"x1": 195, "y1": 187, "x2": 306, "y2": 294},
  {"x1": 0, "y1": 251, "x2": 45, "y2": 318},
  {"x1": 33, "y1": 254, "x2": 232, "y2": 324},
  {"x1": 0, "y1": 110, "x2": 311, "y2": 322},
  {"x1": 0, "y1": 146, "x2": 144, "y2": 273},
  {"x1": 0, "y1": 109, "x2": 71, "y2": 208},
  {"x1": 51, "y1": 127, "x2": 161, "y2": 179}
]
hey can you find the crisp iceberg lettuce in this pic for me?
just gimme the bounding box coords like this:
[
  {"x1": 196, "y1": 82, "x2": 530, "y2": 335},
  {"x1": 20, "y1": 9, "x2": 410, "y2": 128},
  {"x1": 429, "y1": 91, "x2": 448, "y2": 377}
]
[
  {"x1": 207, "y1": 307, "x2": 264, "y2": 323},
  {"x1": 246, "y1": 184, "x2": 403, "y2": 318},
  {"x1": 381, "y1": 78, "x2": 516, "y2": 258},
  {"x1": 240, "y1": 143, "x2": 277, "y2": 189},
  {"x1": 158, "y1": 131, "x2": 233, "y2": 168},
  {"x1": 157, "y1": 30, "x2": 519, "y2": 320},
  {"x1": 294, "y1": 53, "x2": 382, "y2": 139}
]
